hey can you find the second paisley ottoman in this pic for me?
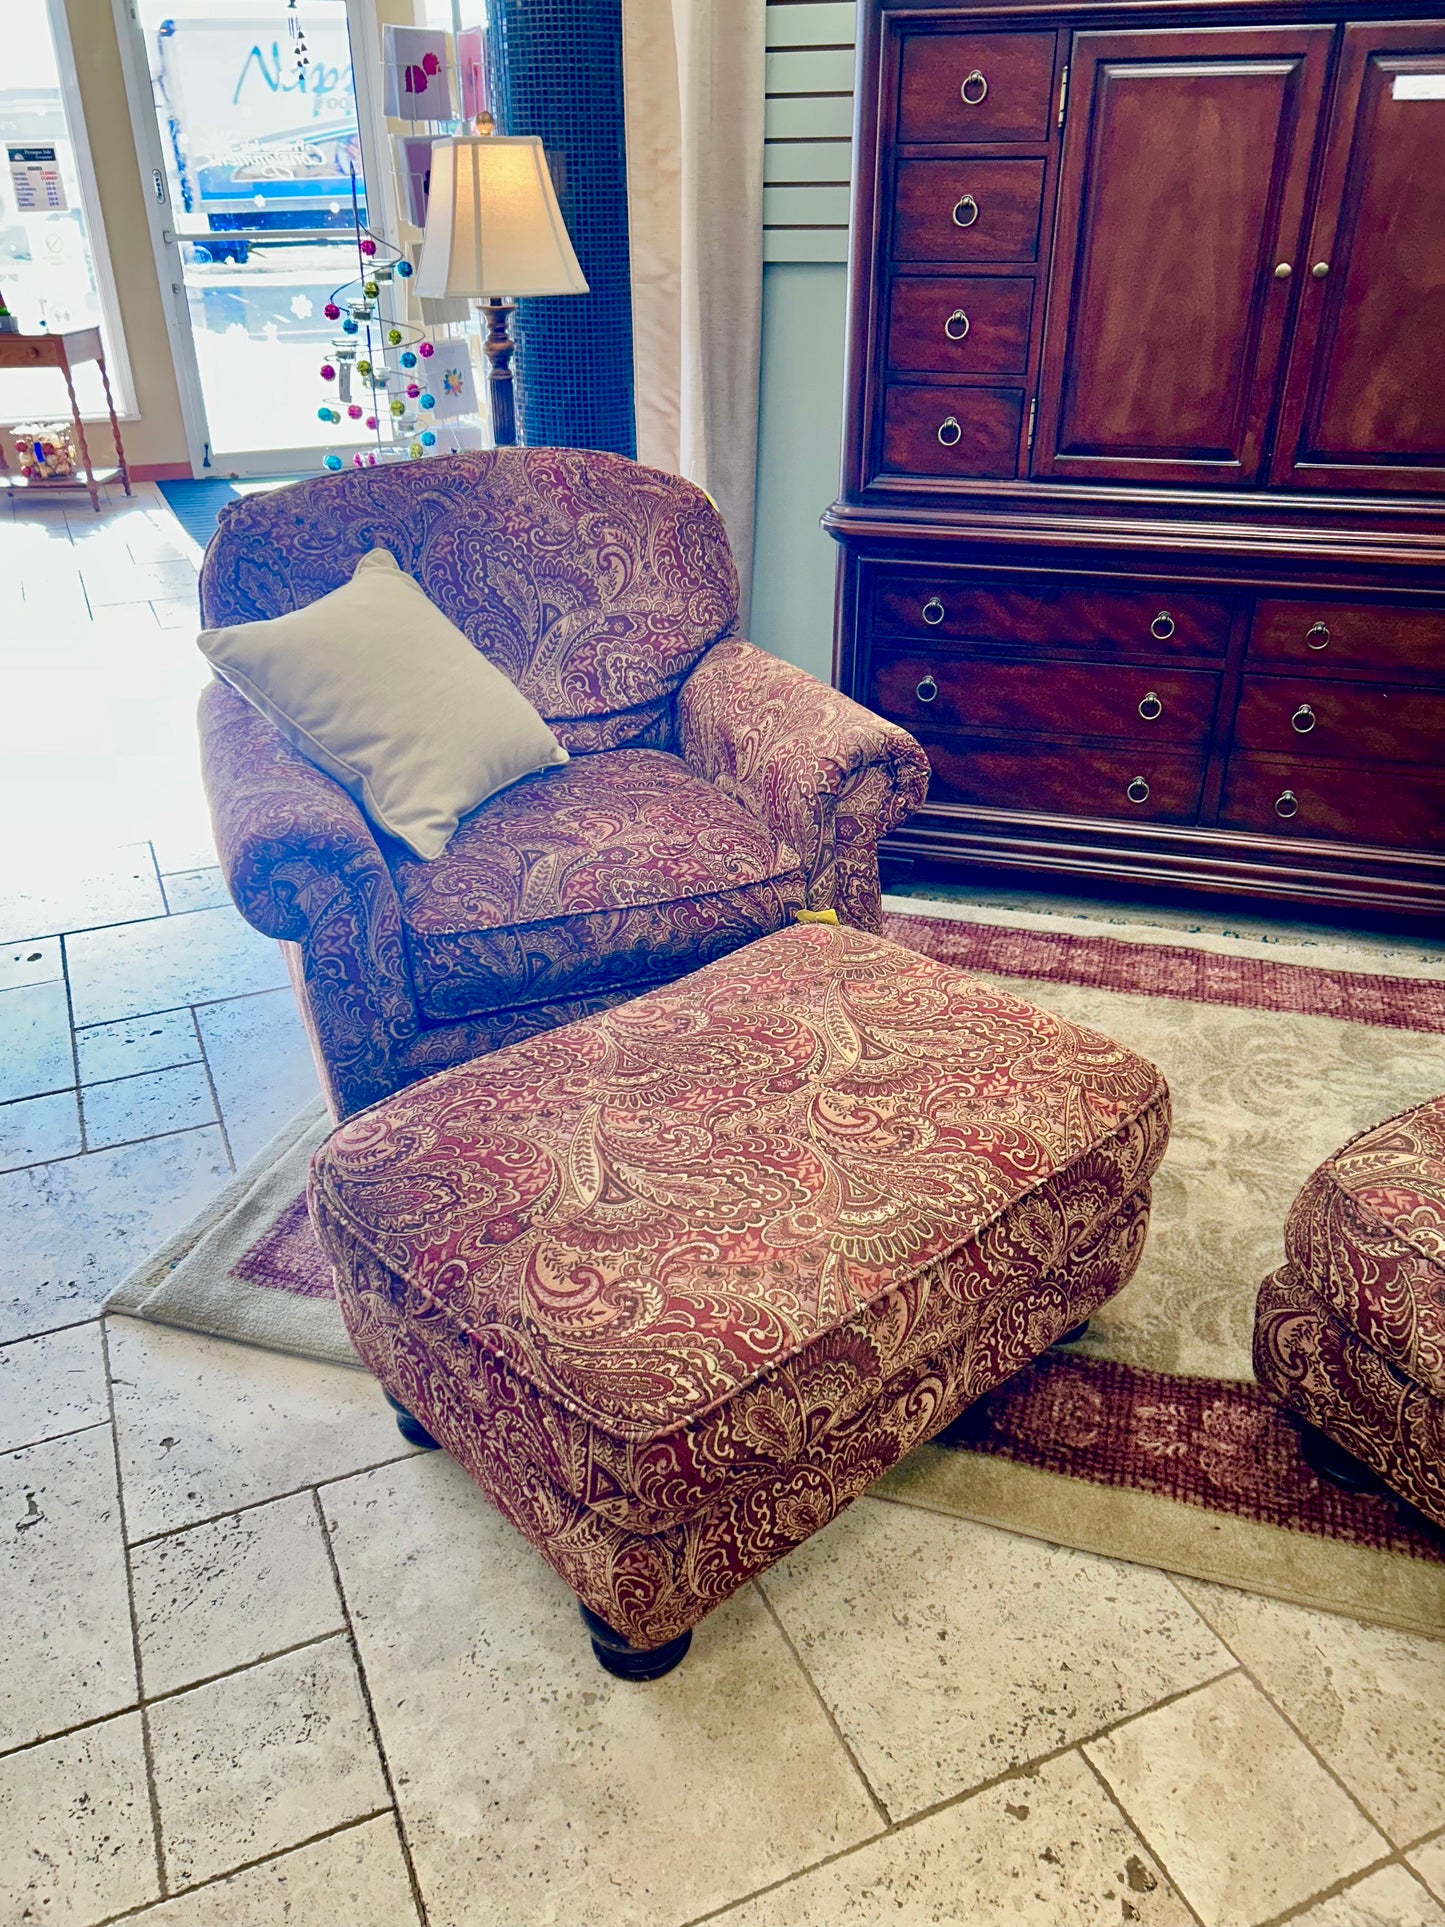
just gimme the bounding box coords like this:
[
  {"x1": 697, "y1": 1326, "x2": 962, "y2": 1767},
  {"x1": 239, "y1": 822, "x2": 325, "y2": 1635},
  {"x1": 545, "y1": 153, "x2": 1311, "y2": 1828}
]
[{"x1": 309, "y1": 922, "x2": 1170, "y2": 1677}]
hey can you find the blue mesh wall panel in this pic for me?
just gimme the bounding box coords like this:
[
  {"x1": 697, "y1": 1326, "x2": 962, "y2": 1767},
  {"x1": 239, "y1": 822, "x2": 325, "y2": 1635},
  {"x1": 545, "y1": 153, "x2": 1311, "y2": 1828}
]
[{"x1": 485, "y1": 0, "x2": 636, "y2": 455}]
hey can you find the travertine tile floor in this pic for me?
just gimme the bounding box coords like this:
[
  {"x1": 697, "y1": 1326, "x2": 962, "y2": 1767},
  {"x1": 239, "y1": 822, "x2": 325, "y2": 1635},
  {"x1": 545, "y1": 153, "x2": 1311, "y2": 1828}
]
[{"x1": 3, "y1": 486, "x2": 1445, "y2": 1926}]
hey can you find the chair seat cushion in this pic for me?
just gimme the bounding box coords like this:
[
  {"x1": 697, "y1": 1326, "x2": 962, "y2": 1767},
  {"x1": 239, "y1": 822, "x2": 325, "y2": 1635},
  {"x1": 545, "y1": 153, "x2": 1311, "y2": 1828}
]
[
  {"x1": 388, "y1": 747, "x2": 806, "y2": 1021},
  {"x1": 310, "y1": 923, "x2": 1170, "y2": 1536},
  {"x1": 1283, "y1": 1094, "x2": 1445, "y2": 1400}
]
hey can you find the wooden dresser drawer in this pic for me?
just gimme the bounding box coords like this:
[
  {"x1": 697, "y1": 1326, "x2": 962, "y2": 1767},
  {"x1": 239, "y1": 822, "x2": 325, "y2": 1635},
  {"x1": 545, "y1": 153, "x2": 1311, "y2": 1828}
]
[
  {"x1": 924, "y1": 736, "x2": 1206, "y2": 822},
  {"x1": 1219, "y1": 755, "x2": 1445, "y2": 849},
  {"x1": 887, "y1": 275, "x2": 1033, "y2": 376},
  {"x1": 1250, "y1": 600, "x2": 1445, "y2": 676},
  {"x1": 1232, "y1": 676, "x2": 1445, "y2": 765},
  {"x1": 881, "y1": 384, "x2": 1021, "y2": 480},
  {"x1": 893, "y1": 160, "x2": 1046, "y2": 262},
  {"x1": 871, "y1": 575, "x2": 1231, "y2": 657},
  {"x1": 898, "y1": 32, "x2": 1057, "y2": 144},
  {"x1": 871, "y1": 653, "x2": 1219, "y2": 747}
]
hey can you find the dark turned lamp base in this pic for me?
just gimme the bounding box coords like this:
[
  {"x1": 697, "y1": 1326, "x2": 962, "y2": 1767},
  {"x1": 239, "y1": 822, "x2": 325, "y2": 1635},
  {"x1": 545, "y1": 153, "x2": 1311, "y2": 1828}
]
[
  {"x1": 382, "y1": 1391, "x2": 692, "y2": 1677},
  {"x1": 479, "y1": 297, "x2": 518, "y2": 446},
  {"x1": 1297, "y1": 1420, "x2": 1389, "y2": 1496}
]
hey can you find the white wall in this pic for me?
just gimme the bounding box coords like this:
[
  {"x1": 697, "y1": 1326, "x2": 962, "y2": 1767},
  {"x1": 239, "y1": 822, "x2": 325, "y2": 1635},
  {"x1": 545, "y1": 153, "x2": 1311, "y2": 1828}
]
[{"x1": 748, "y1": 0, "x2": 857, "y2": 682}]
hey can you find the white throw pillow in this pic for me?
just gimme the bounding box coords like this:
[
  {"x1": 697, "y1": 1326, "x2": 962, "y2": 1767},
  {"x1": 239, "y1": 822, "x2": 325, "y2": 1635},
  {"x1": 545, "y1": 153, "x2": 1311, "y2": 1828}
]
[{"x1": 200, "y1": 547, "x2": 567, "y2": 859}]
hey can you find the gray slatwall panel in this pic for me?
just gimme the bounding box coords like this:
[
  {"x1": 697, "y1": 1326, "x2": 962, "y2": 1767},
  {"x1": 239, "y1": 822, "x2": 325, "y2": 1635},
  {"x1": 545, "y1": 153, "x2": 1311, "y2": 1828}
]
[{"x1": 764, "y1": 1, "x2": 856, "y2": 264}]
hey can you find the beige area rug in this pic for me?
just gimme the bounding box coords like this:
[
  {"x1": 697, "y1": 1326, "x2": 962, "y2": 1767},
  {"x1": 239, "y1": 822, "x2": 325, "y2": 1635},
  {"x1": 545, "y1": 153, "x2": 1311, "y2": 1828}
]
[{"x1": 108, "y1": 899, "x2": 1445, "y2": 1634}]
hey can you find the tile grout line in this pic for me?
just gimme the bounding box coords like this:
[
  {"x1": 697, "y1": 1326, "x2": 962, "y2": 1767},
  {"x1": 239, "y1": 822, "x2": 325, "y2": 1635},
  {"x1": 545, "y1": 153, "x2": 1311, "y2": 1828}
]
[
  {"x1": 0, "y1": 1629, "x2": 360, "y2": 1767},
  {"x1": 0, "y1": 1116, "x2": 227, "y2": 1178},
  {"x1": 97, "y1": 1317, "x2": 170, "y2": 1900},
  {"x1": 0, "y1": 1312, "x2": 104, "y2": 1351},
  {"x1": 146, "y1": 839, "x2": 170, "y2": 917},
  {"x1": 1164, "y1": 1575, "x2": 1399, "y2": 1852},
  {"x1": 677, "y1": 1666, "x2": 1248, "y2": 1927},
  {"x1": 189, "y1": 1004, "x2": 236, "y2": 1174},
  {"x1": 1254, "y1": 1850, "x2": 1421, "y2": 1927},
  {"x1": 122, "y1": 1443, "x2": 424, "y2": 1549},
  {"x1": 59, "y1": 928, "x2": 87, "y2": 1155},
  {"x1": 1075, "y1": 1747, "x2": 1210, "y2": 1927},
  {"x1": 751, "y1": 1579, "x2": 891, "y2": 1827},
  {"x1": 1, "y1": 1417, "x2": 113, "y2": 1461},
  {"x1": 85, "y1": 1807, "x2": 398, "y2": 1927},
  {"x1": 312, "y1": 1487, "x2": 432, "y2": 1927}
]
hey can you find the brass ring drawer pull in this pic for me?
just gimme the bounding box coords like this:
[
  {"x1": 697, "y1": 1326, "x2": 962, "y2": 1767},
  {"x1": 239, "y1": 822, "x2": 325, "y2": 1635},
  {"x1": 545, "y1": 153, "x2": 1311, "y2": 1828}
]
[
  {"x1": 960, "y1": 69, "x2": 989, "y2": 104},
  {"x1": 1305, "y1": 622, "x2": 1331, "y2": 650},
  {"x1": 915, "y1": 675, "x2": 939, "y2": 704},
  {"x1": 1126, "y1": 776, "x2": 1150, "y2": 804},
  {"x1": 937, "y1": 416, "x2": 963, "y2": 447},
  {"x1": 1138, "y1": 691, "x2": 1163, "y2": 722},
  {"x1": 1291, "y1": 703, "x2": 1316, "y2": 735},
  {"x1": 1150, "y1": 610, "x2": 1176, "y2": 641},
  {"x1": 921, "y1": 597, "x2": 946, "y2": 625},
  {"x1": 944, "y1": 309, "x2": 971, "y2": 341},
  {"x1": 1275, "y1": 789, "x2": 1299, "y2": 820},
  {"x1": 952, "y1": 195, "x2": 979, "y2": 229}
]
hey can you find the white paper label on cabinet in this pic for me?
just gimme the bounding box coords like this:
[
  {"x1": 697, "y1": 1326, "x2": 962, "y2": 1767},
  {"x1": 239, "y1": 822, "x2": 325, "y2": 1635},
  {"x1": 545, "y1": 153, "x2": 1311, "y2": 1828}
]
[{"x1": 1392, "y1": 74, "x2": 1445, "y2": 99}]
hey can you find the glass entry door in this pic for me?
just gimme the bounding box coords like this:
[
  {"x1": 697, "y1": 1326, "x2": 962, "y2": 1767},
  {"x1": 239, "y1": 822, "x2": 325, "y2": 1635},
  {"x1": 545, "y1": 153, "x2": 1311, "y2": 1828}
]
[{"x1": 127, "y1": 0, "x2": 387, "y2": 475}]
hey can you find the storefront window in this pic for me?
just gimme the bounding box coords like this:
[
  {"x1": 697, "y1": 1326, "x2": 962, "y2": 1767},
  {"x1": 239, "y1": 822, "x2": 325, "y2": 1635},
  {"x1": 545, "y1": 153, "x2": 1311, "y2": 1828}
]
[{"x1": 0, "y1": 0, "x2": 133, "y2": 416}]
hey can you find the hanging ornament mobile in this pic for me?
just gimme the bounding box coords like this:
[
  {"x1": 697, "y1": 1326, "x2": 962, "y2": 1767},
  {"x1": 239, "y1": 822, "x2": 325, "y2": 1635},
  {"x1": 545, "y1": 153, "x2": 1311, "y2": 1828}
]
[
  {"x1": 314, "y1": 166, "x2": 440, "y2": 470},
  {"x1": 287, "y1": 0, "x2": 310, "y2": 80}
]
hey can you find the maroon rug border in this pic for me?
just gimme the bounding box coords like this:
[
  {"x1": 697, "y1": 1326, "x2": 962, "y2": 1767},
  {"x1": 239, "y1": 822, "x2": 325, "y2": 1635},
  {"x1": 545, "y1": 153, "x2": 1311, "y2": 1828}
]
[{"x1": 881, "y1": 910, "x2": 1445, "y2": 1034}]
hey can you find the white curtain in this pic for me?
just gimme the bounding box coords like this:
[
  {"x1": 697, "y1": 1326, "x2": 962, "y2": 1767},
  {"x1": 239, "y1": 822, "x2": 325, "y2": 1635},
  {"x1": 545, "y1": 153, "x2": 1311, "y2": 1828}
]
[{"x1": 620, "y1": 0, "x2": 766, "y2": 619}]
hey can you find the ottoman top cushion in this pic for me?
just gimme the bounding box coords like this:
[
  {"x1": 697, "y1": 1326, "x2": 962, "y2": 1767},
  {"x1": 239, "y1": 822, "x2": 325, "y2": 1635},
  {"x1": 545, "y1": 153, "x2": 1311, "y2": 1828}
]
[
  {"x1": 312, "y1": 924, "x2": 1168, "y2": 1458},
  {"x1": 1286, "y1": 1092, "x2": 1445, "y2": 1397}
]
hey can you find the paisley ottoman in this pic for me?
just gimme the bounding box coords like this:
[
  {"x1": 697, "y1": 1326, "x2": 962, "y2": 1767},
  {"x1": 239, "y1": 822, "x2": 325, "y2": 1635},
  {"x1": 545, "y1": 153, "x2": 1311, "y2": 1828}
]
[
  {"x1": 1255, "y1": 1094, "x2": 1445, "y2": 1525},
  {"x1": 309, "y1": 922, "x2": 1170, "y2": 1678}
]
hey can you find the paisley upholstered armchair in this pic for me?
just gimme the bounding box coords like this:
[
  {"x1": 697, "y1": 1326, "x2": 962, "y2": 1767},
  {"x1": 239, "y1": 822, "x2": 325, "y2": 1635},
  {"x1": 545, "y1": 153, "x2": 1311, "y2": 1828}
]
[{"x1": 198, "y1": 449, "x2": 928, "y2": 1119}]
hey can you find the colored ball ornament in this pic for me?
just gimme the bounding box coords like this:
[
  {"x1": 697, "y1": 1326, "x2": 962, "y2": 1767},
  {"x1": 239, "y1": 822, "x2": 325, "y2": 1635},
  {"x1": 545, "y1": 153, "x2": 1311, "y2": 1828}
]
[
  {"x1": 418, "y1": 392, "x2": 436, "y2": 409},
  {"x1": 367, "y1": 452, "x2": 377, "y2": 465},
  {"x1": 387, "y1": 329, "x2": 402, "y2": 345},
  {"x1": 353, "y1": 453, "x2": 365, "y2": 467},
  {"x1": 317, "y1": 406, "x2": 340, "y2": 423},
  {"x1": 405, "y1": 382, "x2": 420, "y2": 399},
  {"x1": 410, "y1": 442, "x2": 423, "y2": 459},
  {"x1": 390, "y1": 398, "x2": 406, "y2": 417},
  {"x1": 360, "y1": 237, "x2": 377, "y2": 257},
  {"x1": 395, "y1": 259, "x2": 413, "y2": 278},
  {"x1": 323, "y1": 302, "x2": 341, "y2": 320},
  {"x1": 356, "y1": 359, "x2": 372, "y2": 378},
  {"x1": 365, "y1": 415, "x2": 378, "y2": 430},
  {"x1": 399, "y1": 350, "x2": 417, "y2": 370},
  {"x1": 323, "y1": 453, "x2": 343, "y2": 470},
  {"x1": 347, "y1": 404, "x2": 363, "y2": 420},
  {"x1": 341, "y1": 317, "x2": 358, "y2": 334},
  {"x1": 417, "y1": 340, "x2": 434, "y2": 358},
  {"x1": 319, "y1": 362, "x2": 336, "y2": 381},
  {"x1": 420, "y1": 429, "x2": 437, "y2": 447},
  {"x1": 363, "y1": 281, "x2": 379, "y2": 298}
]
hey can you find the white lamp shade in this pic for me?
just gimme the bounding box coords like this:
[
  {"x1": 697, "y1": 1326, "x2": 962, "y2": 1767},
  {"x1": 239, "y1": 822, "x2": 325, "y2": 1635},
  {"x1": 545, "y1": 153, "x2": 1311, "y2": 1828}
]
[{"x1": 416, "y1": 135, "x2": 589, "y2": 300}]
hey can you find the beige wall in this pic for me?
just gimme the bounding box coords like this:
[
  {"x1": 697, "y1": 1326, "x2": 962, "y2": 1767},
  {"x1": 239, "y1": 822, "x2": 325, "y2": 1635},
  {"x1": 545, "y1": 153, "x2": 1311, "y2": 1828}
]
[{"x1": 2, "y1": 1, "x2": 191, "y2": 473}]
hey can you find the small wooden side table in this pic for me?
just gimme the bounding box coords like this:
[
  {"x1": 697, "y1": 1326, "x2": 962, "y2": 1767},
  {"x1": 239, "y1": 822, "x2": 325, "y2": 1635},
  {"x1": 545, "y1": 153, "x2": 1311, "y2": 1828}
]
[{"x1": 0, "y1": 325, "x2": 132, "y2": 513}]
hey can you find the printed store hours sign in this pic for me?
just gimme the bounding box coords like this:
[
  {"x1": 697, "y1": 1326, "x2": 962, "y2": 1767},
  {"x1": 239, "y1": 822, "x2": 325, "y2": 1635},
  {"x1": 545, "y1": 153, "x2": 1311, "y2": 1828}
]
[{"x1": 7, "y1": 146, "x2": 67, "y2": 213}]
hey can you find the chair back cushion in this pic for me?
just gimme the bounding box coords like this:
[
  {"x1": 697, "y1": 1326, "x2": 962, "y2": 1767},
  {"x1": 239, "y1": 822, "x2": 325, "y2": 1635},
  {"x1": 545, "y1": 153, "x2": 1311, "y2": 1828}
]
[{"x1": 199, "y1": 449, "x2": 738, "y2": 753}]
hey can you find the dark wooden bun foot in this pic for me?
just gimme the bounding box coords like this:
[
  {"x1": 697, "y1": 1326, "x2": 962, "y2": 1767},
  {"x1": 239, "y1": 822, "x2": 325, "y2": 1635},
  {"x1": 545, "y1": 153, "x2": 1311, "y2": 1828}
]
[
  {"x1": 579, "y1": 1602, "x2": 692, "y2": 1680},
  {"x1": 384, "y1": 1391, "x2": 442, "y2": 1451}
]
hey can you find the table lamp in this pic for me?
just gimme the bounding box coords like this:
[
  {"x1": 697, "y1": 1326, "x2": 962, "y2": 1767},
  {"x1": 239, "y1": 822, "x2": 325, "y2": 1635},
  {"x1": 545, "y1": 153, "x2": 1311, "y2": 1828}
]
[{"x1": 415, "y1": 132, "x2": 588, "y2": 445}]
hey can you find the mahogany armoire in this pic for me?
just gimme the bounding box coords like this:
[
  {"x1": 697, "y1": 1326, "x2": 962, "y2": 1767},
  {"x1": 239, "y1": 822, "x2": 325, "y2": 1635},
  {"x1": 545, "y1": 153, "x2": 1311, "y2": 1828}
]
[{"x1": 826, "y1": 1, "x2": 1445, "y2": 920}]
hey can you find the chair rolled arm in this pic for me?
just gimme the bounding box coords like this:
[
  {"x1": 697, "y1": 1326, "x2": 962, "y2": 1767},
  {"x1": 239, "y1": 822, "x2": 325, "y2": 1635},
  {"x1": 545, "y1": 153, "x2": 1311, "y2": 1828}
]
[
  {"x1": 198, "y1": 678, "x2": 396, "y2": 943},
  {"x1": 677, "y1": 639, "x2": 929, "y2": 921}
]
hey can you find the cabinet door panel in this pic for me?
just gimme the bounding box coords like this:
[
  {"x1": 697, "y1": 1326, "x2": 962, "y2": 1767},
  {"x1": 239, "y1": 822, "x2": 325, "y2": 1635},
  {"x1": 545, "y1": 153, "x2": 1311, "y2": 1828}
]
[
  {"x1": 1271, "y1": 24, "x2": 1445, "y2": 493},
  {"x1": 1032, "y1": 29, "x2": 1331, "y2": 486}
]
